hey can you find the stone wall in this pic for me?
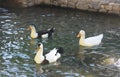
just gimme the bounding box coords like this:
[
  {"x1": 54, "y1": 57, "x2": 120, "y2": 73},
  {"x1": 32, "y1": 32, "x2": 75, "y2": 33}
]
[{"x1": 1, "y1": 0, "x2": 120, "y2": 15}]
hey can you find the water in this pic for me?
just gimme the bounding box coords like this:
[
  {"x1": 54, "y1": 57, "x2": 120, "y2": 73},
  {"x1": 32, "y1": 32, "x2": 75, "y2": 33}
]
[{"x1": 0, "y1": 6, "x2": 120, "y2": 77}]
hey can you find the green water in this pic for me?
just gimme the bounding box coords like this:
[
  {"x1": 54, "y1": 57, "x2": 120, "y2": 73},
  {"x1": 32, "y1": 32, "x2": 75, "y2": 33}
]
[{"x1": 0, "y1": 6, "x2": 120, "y2": 77}]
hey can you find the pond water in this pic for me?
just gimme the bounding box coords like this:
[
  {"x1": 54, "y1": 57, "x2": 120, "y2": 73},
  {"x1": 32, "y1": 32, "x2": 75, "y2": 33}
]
[{"x1": 0, "y1": 6, "x2": 120, "y2": 77}]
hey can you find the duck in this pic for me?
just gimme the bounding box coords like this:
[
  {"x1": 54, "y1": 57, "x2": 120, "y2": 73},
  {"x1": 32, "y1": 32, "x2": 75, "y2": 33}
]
[
  {"x1": 27, "y1": 24, "x2": 55, "y2": 39},
  {"x1": 34, "y1": 43, "x2": 64, "y2": 64},
  {"x1": 114, "y1": 59, "x2": 120, "y2": 67},
  {"x1": 77, "y1": 30, "x2": 103, "y2": 47}
]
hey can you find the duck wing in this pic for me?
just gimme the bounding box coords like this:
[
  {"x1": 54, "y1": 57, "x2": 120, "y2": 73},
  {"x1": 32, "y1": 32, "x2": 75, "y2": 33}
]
[
  {"x1": 37, "y1": 30, "x2": 48, "y2": 35},
  {"x1": 37, "y1": 30, "x2": 49, "y2": 38},
  {"x1": 85, "y1": 34, "x2": 103, "y2": 45},
  {"x1": 45, "y1": 48, "x2": 61, "y2": 63}
]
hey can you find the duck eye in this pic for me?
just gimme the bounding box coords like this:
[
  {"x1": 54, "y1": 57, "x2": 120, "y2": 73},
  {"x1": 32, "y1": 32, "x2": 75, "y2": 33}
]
[{"x1": 38, "y1": 44, "x2": 41, "y2": 47}]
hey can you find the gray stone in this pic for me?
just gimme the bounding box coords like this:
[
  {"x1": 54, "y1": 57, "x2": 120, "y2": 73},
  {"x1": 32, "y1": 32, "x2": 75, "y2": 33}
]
[
  {"x1": 67, "y1": 0, "x2": 78, "y2": 8},
  {"x1": 90, "y1": 2, "x2": 100, "y2": 9},
  {"x1": 112, "y1": 3, "x2": 120, "y2": 11},
  {"x1": 113, "y1": 10, "x2": 120, "y2": 14},
  {"x1": 99, "y1": 8, "x2": 107, "y2": 12},
  {"x1": 59, "y1": 0, "x2": 67, "y2": 7},
  {"x1": 92, "y1": 0, "x2": 100, "y2": 2},
  {"x1": 1, "y1": 0, "x2": 120, "y2": 15},
  {"x1": 89, "y1": 8, "x2": 98, "y2": 12},
  {"x1": 34, "y1": 0, "x2": 43, "y2": 5},
  {"x1": 100, "y1": 0, "x2": 109, "y2": 5},
  {"x1": 43, "y1": 0, "x2": 51, "y2": 4},
  {"x1": 100, "y1": 4, "x2": 105, "y2": 9},
  {"x1": 104, "y1": 5, "x2": 112, "y2": 11},
  {"x1": 76, "y1": 1, "x2": 88, "y2": 10},
  {"x1": 52, "y1": 0, "x2": 60, "y2": 6}
]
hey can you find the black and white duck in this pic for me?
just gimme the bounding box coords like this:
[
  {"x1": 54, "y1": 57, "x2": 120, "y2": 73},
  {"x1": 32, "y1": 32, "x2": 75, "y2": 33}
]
[
  {"x1": 34, "y1": 43, "x2": 64, "y2": 64},
  {"x1": 27, "y1": 25, "x2": 55, "y2": 39}
]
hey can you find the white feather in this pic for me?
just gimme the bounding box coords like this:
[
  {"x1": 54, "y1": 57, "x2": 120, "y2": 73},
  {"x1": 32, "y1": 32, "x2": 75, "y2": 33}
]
[
  {"x1": 34, "y1": 43, "x2": 62, "y2": 64},
  {"x1": 114, "y1": 59, "x2": 120, "y2": 67},
  {"x1": 34, "y1": 44, "x2": 44, "y2": 64},
  {"x1": 41, "y1": 33, "x2": 48, "y2": 38},
  {"x1": 30, "y1": 26, "x2": 38, "y2": 38},
  {"x1": 78, "y1": 30, "x2": 103, "y2": 47},
  {"x1": 84, "y1": 34, "x2": 103, "y2": 46},
  {"x1": 45, "y1": 48, "x2": 61, "y2": 63},
  {"x1": 34, "y1": 50, "x2": 44, "y2": 64}
]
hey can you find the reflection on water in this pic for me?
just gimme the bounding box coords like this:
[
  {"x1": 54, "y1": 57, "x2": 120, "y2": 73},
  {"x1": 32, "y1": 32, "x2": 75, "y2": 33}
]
[{"x1": 0, "y1": 6, "x2": 120, "y2": 77}]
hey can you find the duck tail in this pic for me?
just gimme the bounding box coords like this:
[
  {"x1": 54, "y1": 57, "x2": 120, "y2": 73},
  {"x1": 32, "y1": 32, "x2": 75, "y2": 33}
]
[
  {"x1": 57, "y1": 47, "x2": 64, "y2": 54},
  {"x1": 48, "y1": 27, "x2": 55, "y2": 33},
  {"x1": 99, "y1": 34, "x2": 103, "y2": 39}
]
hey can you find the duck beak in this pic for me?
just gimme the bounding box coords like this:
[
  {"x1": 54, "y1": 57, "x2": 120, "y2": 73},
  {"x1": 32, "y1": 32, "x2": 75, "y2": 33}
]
[
  {"x1": 77, "y1": 34, "x2": 80, "y2": 38},
  {"x1": 27, "y1": 26, "x2": 31, "y2": 30}
]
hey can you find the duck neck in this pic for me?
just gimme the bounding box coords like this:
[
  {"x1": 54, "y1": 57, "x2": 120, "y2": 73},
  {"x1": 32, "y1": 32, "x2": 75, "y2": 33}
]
[
  {"x1": 38, "y1": 47, "x2": 43, "y2": 56},
  {"x1": 34, "y1": 47, "x2": 44, "y2": 64},
  {"x1": 31, "y1": 27, "x2": 38, "y2": 38},
  {"x1": 80, "y1": 34, "x2": 85, "y2": 44}
]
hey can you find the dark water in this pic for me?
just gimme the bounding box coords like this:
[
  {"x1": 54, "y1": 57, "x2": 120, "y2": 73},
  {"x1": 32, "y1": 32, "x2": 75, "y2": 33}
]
[{"x1": 0, "y1": 6, "x2": 120, "y2": 77}]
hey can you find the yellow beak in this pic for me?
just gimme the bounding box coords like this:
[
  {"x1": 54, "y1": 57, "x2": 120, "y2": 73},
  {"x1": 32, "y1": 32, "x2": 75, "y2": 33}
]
[
  {"x1": 27, "y1": 26, "x2": 31, "y2": 30},
  {"x1": 77, "y1": 34, "x2": 80, "y2": 38}
]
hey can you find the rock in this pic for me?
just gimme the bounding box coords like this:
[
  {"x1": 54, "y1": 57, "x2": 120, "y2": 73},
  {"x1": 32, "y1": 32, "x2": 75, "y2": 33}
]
[
  {"x1": 99, "y1": 8, "x2": 107, "y2": 12},
  {"x1": 76, "y1": 1, "x2": 88, "y2": 10},
  {"x1": 59, "y1": 0, "x2": 67, "y2": 7},
  {"x1": 112, "y1": 4, "x2": 120, "y2": 11},
  {"x1": 37, "y1": 0, "x2": 43, "y2": 4},
  {"x1": 100, "y1": 4, "x2": 105, "y2": 9},
  {"x1": 51, "y1": 0, "x2": 60, "y2": 6},
  {"x1": 91, "y1": 2, "x2": 100, "y2": 10},
  {"x1": 43, "y1": 0, "x2": 51, "y2": 5},
  {"x1": 67, "y1": 0, "x2": 78, "y2": 8},
  {"x1": 1, "y1": 0, "x2": 120, "y2": 15},
  {"x1": 104, "y1": 5, "x2": 112, "y2": 11}
]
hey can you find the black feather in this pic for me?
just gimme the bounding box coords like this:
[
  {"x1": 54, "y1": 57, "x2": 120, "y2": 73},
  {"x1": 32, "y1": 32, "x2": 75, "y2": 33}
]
[
  {"x1": 38, "y1": 43, "x2": 41, "y2": 47},
  {"x1": 57, "y1": 47, "x2": 64, "y2": 54},
  {"x1": 48, "y1": 27, "x2": 55, "y2": 33},
  {"x1": 37, "y1": 27, "x2": 55, "y2": 38},
  {"x1": 41, "y1": 59, "x2": 49, "y2": 65},
  {"x1": 30, "y1": 24, "x2": 37, "y2": 28}
]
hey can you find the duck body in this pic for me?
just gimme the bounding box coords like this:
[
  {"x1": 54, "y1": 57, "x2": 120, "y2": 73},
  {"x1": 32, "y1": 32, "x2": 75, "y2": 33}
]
[
  {"x1": 34, "y1": 43, "x2": 63, "y2": 64},
  {"x1": 37, "y1": 28, "x2": 55, "y2": 38},
  {"x1": 28, "y1": 25, "x2": 55, "y2": 39},
  {"x1": 45, "y1": 48, "x2": 63, "y2": 63},
  {"x1": 77, "y1": 30, "x2": 103, "y2": 47},
  {"x1": 114, "y1": 59, "x2": 120, "y2": 67}
]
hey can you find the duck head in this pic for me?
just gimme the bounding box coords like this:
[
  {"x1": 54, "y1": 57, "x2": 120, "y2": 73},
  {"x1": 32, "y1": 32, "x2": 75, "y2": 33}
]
[
  {"x1": 37, "y1": 43, "x2": 43, "y2": 51},
  {"x1": 27, "y1": 25, "x2": 35, "y2": 30},
  {"x1": 27, "y1": 24, "x2": 38, "y2": 38},
  {"x1": 34, "y1": 43, "x2": 44, "y2": 64},
  {"x1": 77, "y1": 30, "x2": 85, "y2": 38}
]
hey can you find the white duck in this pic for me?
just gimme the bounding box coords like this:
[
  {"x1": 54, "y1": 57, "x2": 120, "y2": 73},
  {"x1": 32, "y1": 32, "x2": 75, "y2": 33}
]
[
  {"x1": 34, "y1": 43, "x2": 63, "y2": 64},
  {"x1": 77, "y1": 30, "x2": 103, "y2": 47},
  {"x1": 114, "y1": 59, "x2": 120, "y2": 67},
  {"x1": 27, "y1": 24, "x2": 55, "y2": 39}
]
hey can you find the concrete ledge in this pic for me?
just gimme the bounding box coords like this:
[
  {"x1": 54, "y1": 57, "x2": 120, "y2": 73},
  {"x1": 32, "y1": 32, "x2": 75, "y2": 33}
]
[{"x1": 1, "y1": 0, "x2": 120, "y2": 15}]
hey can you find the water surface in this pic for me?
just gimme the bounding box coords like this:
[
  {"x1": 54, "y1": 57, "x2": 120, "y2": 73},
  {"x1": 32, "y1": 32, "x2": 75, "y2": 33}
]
[{"x1": 0, "y1": 6, "x2": 120, "y2": 77}]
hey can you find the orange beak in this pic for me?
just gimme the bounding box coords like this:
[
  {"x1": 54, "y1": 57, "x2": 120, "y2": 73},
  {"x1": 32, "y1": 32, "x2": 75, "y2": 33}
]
[
  {"x1": 77, "y1": 34, "x2": 80, "y2": 38},
  {"x1": 27, "y1": 26, "x2": 31, "y2": 30}
]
